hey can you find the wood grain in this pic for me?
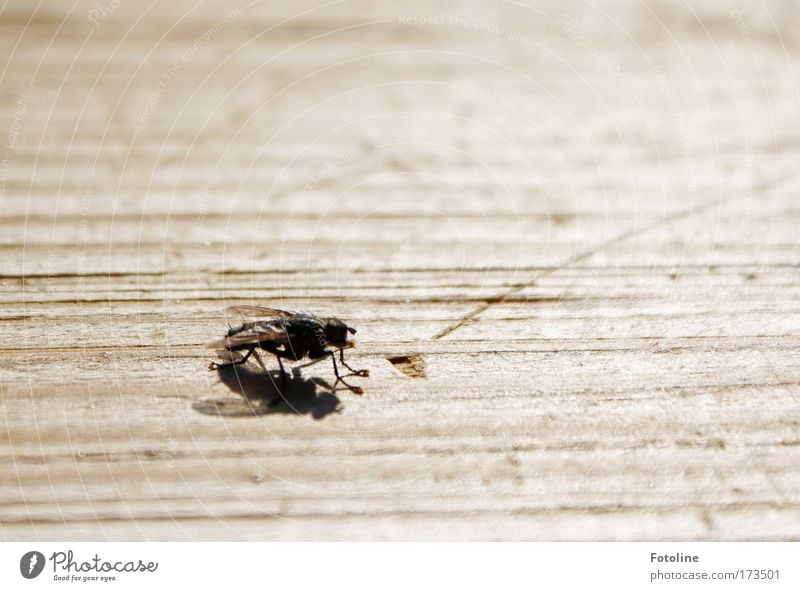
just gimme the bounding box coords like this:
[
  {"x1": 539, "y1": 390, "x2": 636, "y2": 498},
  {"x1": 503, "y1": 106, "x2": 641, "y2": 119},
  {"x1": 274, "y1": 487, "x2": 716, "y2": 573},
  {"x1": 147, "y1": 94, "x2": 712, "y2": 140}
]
[{"x1": 1, "y1": 0, "x2": 799, "y2": 540}]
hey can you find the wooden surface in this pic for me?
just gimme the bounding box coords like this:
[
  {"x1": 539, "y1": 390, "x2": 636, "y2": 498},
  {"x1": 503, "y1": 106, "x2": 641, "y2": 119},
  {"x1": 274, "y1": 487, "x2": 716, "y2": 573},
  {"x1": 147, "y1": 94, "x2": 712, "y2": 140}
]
[{"x1": 1, "y1": 0, "x2": 799, "y2": 541}]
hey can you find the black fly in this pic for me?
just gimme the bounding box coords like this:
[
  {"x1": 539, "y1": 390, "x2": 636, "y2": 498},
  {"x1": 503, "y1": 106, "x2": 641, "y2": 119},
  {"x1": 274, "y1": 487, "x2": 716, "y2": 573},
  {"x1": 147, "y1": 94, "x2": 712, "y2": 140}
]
[{"x1": 207, "y1": 306, "x2": 369, "y2": 406}]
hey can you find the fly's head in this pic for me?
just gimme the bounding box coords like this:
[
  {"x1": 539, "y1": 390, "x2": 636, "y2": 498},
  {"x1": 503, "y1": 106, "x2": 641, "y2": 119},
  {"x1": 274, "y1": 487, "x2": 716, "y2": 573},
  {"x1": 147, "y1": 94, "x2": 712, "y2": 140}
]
[{"x1": 324, "y1": 318, "x2": 357, "y2": 347}]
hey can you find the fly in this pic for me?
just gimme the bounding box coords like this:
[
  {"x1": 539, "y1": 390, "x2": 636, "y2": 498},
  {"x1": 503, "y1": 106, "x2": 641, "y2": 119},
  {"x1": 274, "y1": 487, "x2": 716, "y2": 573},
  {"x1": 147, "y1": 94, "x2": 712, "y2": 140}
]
[{"x1": 207, "y1": 306, "x2": 369, "y2": 406}]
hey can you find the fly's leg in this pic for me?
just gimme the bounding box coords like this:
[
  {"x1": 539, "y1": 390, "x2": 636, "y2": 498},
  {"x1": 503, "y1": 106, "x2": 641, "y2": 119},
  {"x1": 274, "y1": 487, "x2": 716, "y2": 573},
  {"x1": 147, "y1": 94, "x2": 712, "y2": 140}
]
[
  {"x1": 268, "y1": 354, "x2": 289, "y2": 408},
  {"x1": 278, "y1": 356, "x2": 287, "y2": 394},
  {"x1": 250, "y1": 349, "x2": 268, "y2": 372},
  {"x1": 339, "y1": 348, "x2": 369, "y2": 378},
  {"x1": 291, "y1": 355, "x2": 326, "y2": 374},
  {"x1": 329, "y1": 351, "x2": 364, "y2": 395},
  {"x1": 208, "y1": 347, "x2": 255, "y2": 371}
]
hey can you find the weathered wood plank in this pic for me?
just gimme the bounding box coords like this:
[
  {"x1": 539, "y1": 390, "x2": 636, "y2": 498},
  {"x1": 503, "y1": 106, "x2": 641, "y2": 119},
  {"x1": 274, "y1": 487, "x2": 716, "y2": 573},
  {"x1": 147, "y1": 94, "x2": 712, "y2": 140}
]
[{"x1": 1, "y1": 0, "x2": 799, "y2": 540}]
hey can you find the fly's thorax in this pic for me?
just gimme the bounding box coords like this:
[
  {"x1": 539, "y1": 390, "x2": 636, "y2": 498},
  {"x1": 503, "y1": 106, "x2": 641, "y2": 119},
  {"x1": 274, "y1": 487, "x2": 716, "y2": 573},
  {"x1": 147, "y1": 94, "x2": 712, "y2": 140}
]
[{"x1": 311, "y1": 322, "x2": 327, "y2": 348}]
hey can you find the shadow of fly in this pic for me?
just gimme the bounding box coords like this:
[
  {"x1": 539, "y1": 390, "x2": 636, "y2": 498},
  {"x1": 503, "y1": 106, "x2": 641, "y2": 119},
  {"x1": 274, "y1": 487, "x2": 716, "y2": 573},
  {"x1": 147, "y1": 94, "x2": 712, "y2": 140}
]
[{"x1": 207, "y1": 306, "x2": 369, "y2": 406}]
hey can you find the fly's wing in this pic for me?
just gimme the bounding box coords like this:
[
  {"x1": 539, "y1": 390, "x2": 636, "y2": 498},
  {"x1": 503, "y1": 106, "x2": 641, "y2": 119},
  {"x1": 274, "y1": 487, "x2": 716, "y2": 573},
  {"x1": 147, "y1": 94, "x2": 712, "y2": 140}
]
[
  {"x1": 226, "y1": 305, "x2": 296, "y2": 319},
  {"x1": 229, "y1": 304, "x2": 326, "y2": 324},
  {"x1": 206, "y1": 321, "x2": 291, "y2": 350}
]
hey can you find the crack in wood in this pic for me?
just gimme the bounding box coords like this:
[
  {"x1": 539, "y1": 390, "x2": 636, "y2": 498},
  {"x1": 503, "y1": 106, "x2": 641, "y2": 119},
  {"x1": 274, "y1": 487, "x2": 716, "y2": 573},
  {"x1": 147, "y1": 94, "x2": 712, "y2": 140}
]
[{"x1": 434, "y1": 171, "x2": 800, "y2": 340}]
